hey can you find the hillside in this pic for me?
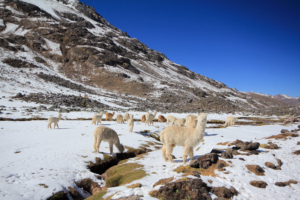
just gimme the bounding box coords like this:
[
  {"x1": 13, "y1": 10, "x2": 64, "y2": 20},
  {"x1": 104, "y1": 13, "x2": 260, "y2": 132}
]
[{"x1": 0, "y1": 0, "x2": 298, "y2": 115}]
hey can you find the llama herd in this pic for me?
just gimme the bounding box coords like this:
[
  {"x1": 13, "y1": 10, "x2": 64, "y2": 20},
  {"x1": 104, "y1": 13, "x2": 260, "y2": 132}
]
[{"x1": 47, "y1": 111, "x2": 237, "y2": 164}]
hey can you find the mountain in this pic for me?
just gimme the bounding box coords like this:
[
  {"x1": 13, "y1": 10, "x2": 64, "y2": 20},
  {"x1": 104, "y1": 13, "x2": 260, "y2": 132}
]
[
  {"x1": 0, "y1": 0, "x2": 298, "y2": 115},
  {"x1": 272, "y1": 94, "x2": 300, "y2": 107}
]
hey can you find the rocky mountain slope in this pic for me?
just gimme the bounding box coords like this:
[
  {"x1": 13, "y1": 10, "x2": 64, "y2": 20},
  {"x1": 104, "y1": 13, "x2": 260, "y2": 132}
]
[
  {"x1": 272, "y1": 94, "x2": 300, "y2": 107},
  {"x1": 0, "y1": 0, "x2": 298, "y2": 115}
]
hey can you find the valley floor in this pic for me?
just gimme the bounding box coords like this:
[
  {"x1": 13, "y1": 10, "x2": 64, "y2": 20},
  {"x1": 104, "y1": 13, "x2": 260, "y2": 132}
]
[{"x1": 0, "y1": 99, "x2": 300, "y2": 200}]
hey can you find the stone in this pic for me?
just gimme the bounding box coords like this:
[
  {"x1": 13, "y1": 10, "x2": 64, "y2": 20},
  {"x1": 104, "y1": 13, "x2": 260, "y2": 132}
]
[
  {"x1": 220, "y1": 148, "x2": 233, "y2": 159},
  {"x1": 281, "y1": 129, "x2": 289, "y2": 133},
  {"x1": 190, "y1": 153, "x2": 219, "y2": 169}
]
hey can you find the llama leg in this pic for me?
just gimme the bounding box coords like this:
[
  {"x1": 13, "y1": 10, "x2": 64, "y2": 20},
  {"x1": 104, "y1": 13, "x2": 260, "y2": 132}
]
[
  {"x1": 166, "y1": 144, "x2": 174, "y2": 163},
  {"x1": 109, "y1": 142, "x2": 113, "y2": 155},
  {"x1": 162, "y1": 145, "x2": 168, "y2": 162},
  {"x1": 47, "y1": 122, "x2": 51, "y2": 129},
  {"x1": 93, "y1": 136, "x2": 98, "y2": 152},
  {"x1": 183, "y1": 146, "x2": 190, "y2": 164},
  {"x1": 188, "y1": 147, "x2": 194, "y2": 162},
  {"x1": 95, "y1": 138, "x2": 101, "y2": 153}
]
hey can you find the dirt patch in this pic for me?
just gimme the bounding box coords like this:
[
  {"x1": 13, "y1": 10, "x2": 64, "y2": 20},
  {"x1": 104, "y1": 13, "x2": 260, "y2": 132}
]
[
  {"x1": 259, "y1": 142, "x2": 280, "y2": 149},
  {"x1": 217, "y1": 142, "x2": 229, "y2": 145},
  {"x1": 250, "y1": 181, "x2": 268, "y2": 188},
  {"x1": 46, "y1": 191, "x2": 68, "y2": 200},
  {"x1": 174, "y1": 160, "x2": 229, "y2": 177},
  {"x1": 149, "y1": 178, "x2": 211, "y2": 200},
  {"x1": 293, "y1": 150, "x2": 300, "y2": 155},
  {"x1": 75, "y1": 178, "x2": 102, "y2": 195},
  {"x1": 275, "y1": 180, "x2": 298, "y2": 187},
  {"x1": 265, "y1": 158, "x2": 282, "y2": 170},
  {"x1": 39, "y1": 183, "x2": 49, "y2": 188},
  {"x1": 153, "y1": 177, "x2": 174, "y2": 187},
  {"x1": 246, "y1": 165, "x2": 265, "y2": 176},
  {"x1": 266, "y1": 132, "x2": 299, "y2": 140}
]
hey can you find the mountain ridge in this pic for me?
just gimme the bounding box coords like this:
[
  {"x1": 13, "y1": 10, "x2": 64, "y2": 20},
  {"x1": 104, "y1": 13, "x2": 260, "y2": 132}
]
[{"x1": 0, "y1": 0, "x2": 298, "y2": 115}]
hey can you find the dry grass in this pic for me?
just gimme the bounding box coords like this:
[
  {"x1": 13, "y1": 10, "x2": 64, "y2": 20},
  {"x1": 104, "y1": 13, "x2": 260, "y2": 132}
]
[
  {"x1": 266, "y1": 133, "x2": 299, "y2": 140},
  {"x1": 173, "y1": 160, "x2": 229, "y2": 177},
  {"x1": 217, "y1": 142, "x2": 229, "y2": 146},
  {"x1": 153, "y1": 177, "x2": 174, "y2": 187},
  {"x1": 127, "y1": 183, "x2": 142, "y2": 189},
  {"x1": 85, "y1": 189, "x2": 107, "y2": 200}
]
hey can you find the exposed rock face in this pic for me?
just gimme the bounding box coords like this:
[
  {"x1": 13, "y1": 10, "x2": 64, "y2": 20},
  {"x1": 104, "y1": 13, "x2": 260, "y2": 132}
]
[{"x1": 190, "y1": 153, "x2": 218, "y2": 169}]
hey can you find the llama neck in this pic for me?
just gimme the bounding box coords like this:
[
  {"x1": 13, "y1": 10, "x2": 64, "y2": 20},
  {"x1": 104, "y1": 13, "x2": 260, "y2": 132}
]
[
  {"x1": 195, "y1": 120, "x2": 206, "y2": 138},
  {"x1": 153, "y1": 111, "x2": 157, "y2": 118}
]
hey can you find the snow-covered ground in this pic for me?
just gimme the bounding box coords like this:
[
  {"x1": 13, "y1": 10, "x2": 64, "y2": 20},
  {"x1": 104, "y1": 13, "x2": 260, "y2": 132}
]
[{"x1": 0, "y1": 97, "x2": 300, "y2": 200}]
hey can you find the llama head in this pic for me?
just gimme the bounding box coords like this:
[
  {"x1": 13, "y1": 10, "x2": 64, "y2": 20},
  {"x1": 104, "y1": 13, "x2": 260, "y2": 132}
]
[
  {"x1": 118, "y1": 144, "x2": 125, "y2": 153},
  {"x1": 197, "y1": 113, "x2": 208, "y2": 123}
]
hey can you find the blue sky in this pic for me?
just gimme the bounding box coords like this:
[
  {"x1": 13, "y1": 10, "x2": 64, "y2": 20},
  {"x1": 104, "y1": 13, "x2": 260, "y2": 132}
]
[{"x1": 80, "y1": 0, "x2": 300, "y2": 97}]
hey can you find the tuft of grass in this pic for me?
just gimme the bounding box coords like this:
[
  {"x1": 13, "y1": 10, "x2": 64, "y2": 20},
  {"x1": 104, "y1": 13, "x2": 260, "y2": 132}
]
[
  {"x1": 217, "y1": 142, "x2": 229, "y2": 145},
  {"x1": 14, "y1": 151, "x2": 21, "y2": 154},
  {"x1": 105, "y1": 163, "x2": 146, "y2": 187},
  {"x1": 85, "y1": 189, "x2": 107, "y2": 200},
  {"x1": 127, "y1": 183, "x2": 142, "y2": 189},
  {"x1": 38, "y1": 183, "x2": 49, "y2": 188}
]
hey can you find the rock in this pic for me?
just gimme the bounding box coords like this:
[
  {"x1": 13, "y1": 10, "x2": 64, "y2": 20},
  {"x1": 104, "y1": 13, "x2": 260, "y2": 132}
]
[
  {"x1": 210, "y1": 149, "x2": 223, "y2": 154},
  {"x1": 217, "y1": 163, "x2": 225, "y2": 169},
  {"x1": 239, "y1": 158, "x2": 245, "y2": 161},
  {"x1": 190, "y1": 153, "x2": 219, "y2": 169},
  {"x1": 149, "y1": 179, "x2": 211, "y2": 200},
  {"x1": 220, "y1": 148, "x2": 233, "y2": 159},
  {"x1": 246, "y1": 165, "x2": 265, "y2": 176},
  {"x1": 235, "y1": 141, "x2": 260, "y2": 151},
  {"x1": 250, "y1": 181, "x2": 268, "y2": 188},
  {"x1": 281, "y1": 129, "x2": 289, "y2": 133},
  {"x1": 210, "y1": 186, "x2": 238, "y2": 199}
]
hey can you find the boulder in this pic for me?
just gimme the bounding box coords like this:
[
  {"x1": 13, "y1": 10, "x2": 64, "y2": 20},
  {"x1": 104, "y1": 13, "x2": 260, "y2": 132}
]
[{"x1": 190, "y1": 153, "x2": 218, "y2": 169}]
